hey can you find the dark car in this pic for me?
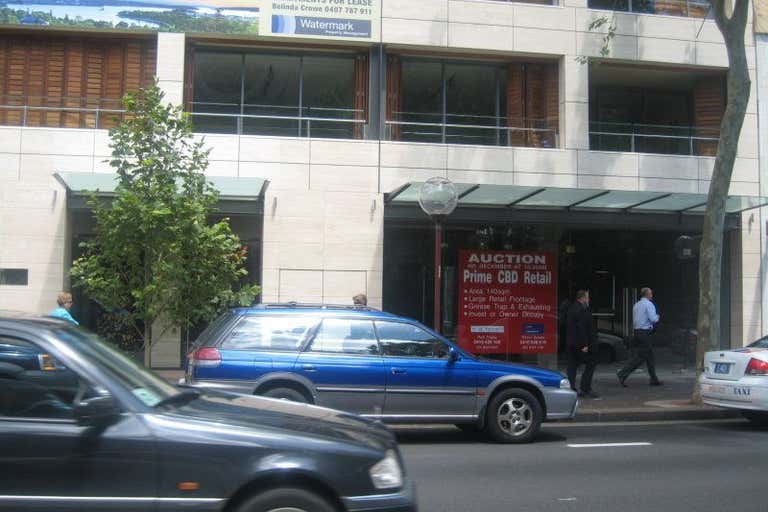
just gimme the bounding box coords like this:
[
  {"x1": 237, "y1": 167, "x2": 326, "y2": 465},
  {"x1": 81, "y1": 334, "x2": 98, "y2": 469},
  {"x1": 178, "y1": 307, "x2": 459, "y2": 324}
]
[
  {"x1": 184, "y1": 304, "x2": 578, "y2": 444},
  {"x1": 0, "y1": 313, "x2": 416, "y2": 512}
]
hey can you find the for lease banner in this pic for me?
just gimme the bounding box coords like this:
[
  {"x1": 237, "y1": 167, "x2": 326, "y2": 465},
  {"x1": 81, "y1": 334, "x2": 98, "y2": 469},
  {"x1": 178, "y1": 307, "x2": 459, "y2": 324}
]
[
  {"x1": 260, "y1": 0, "x2": 379, "y2": 40},
  {"x1": 457, "y1": 250, "x2": 557, "y2": 355}
]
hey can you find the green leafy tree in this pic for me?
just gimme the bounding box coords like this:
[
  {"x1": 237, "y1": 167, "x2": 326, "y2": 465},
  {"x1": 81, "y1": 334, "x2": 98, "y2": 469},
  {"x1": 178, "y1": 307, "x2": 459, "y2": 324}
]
[{"x1": 71, "y1": 84, "x2": 259, "y2": 366}]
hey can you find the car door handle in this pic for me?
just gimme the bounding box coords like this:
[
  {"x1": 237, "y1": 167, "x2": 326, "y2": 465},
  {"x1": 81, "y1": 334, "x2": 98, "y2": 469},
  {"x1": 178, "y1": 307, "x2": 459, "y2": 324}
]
[
  {"x1": 391, "y1": 368, "x2": 406, "y2": 375},
  {"x1": 301, "y1": 364, "x2": 317, "y2": 372}
]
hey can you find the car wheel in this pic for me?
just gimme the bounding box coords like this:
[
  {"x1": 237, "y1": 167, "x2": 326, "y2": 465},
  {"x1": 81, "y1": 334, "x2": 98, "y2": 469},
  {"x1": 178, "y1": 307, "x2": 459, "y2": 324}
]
[
  {"x1": 485, "y1": 388, "x2": 543, "y2": 444},
  {"x1": 236, "y1": 487, "x2": 336, "y2": 512},
  {"x1": 741, "y1": 410, "x2": 768, "y2": 427},
  {"x1": 597, "y1": 345, "x2": 615, "y2": 365},
  {"x1": 261, "y1": 387, "x2": 309, "y2": 403}
]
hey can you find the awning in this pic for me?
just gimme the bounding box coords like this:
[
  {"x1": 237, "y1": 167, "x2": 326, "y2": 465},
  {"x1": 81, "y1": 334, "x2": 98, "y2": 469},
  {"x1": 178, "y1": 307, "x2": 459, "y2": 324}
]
[
  {"x1": 385, "y1": 183, "x2": 768, "y2": 215},
  {"x1": 54, "y1": 172, "x2": 269, "y2": 215}
]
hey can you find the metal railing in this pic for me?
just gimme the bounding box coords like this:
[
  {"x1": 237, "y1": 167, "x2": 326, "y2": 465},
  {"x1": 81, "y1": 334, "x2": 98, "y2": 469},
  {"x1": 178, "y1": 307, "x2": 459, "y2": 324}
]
[
  {"x1": 386, "y1": 112, "x2": 559, "y2": 148},
  {"x1": 589, "y1": 121, "x2": 720, "y2": 156},
  {"x1": 188, "y1": 102, "x2": 366, "y2": 138},
  {"x1": 0, "y1": 95, "x2": 127, "y2": 129},
  {"x1": 588, "y1": 0, "x2": 711, "y2": 18}
]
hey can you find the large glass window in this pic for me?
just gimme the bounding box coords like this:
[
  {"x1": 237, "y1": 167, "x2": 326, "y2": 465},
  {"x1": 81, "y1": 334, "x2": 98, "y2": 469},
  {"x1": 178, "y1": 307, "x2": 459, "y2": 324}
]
[
  {"x1": 590, "y1": 86, "x2": 701, "y2": 155},
  {"x1": 391, "y1": 58, "x2": 556, "y2": 147},
  {"x1": 192, "y1": 50, "x2": 363, "y2": 139},
  {"x1": 243, "y1": 54, "x2": 301, "y2": 137},
  {"x1": 192, "y1": 52, "x2": 242, "y2": 134},
  {"x1": 397, "y1": 60, "x2": 505, "y2": 146}
]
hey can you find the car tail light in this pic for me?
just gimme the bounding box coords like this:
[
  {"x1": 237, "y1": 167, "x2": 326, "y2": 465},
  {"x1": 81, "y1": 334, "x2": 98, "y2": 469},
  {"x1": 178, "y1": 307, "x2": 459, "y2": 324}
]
[
  {"x1": 189, "y1": 347, "x2": 221, "y2": 368},
  {"x1": 745, "y1": 358, "x2": 768, "y2": 376}
]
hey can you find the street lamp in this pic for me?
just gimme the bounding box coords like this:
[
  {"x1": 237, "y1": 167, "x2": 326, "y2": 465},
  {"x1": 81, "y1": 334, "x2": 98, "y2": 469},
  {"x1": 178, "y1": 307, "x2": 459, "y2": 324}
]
[{"x1": 418, "y1": 177, "x2": 458, "y2": 333}]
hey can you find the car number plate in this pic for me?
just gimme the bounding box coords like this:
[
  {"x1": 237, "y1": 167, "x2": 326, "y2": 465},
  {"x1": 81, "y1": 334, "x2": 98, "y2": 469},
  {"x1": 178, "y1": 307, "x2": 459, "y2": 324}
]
[{"x1": 714, "y1": 363, "x2": 731, "y2": 374}]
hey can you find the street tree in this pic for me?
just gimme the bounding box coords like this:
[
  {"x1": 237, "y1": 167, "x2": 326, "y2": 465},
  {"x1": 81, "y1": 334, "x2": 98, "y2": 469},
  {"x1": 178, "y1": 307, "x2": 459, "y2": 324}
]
[
  {"x1": 70, "y1": 84, "x2": 260, "y2": 366},
  {"x1": 580, "y1": 0, "x2": 751, "y2": 403}
]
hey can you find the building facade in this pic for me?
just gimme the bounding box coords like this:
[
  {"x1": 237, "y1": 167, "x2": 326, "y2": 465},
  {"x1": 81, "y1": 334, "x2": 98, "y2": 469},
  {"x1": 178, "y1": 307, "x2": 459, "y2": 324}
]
[{"x1": 0, "y1": 0, "x2": 764, "y2": 367}]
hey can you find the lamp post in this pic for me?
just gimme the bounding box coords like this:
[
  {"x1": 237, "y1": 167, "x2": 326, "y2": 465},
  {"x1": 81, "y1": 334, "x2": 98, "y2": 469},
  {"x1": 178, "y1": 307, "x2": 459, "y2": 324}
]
[{"x1": 418, "y1": 177, "x2": 458, "y2": 334}]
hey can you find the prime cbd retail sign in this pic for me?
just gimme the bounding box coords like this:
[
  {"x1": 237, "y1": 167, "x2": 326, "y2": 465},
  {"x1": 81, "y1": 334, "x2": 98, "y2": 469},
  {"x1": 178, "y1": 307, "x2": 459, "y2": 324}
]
[
  {"x1": 457, "y1": 250, "x2": 557, "y2": 355},
  {"x1": 261, "y1": 0, "x2": 379, "y2": 40}
]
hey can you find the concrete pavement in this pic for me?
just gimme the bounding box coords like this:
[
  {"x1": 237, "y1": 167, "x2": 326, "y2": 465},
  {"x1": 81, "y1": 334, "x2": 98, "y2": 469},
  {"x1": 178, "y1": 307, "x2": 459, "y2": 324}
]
[{"x1": 569, "y1": 359, "x2": 738, "y2": 422}]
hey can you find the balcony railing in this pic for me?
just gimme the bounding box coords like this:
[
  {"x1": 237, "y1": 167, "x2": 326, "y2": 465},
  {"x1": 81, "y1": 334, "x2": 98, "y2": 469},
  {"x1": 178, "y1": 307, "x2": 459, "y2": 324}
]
[
  {"x1": 386, "y1": 112, "x2": 559, "y2": 148},
  {"x1": 3, "y1": 98, "x2": 562, "y2": 149},
  {"x1": 589, "y1": 121, "x2": 719, "y2": 156},
  {"x1": 588, "y1": 0, "x2": 711, "y2": 17},
  {"x1": 189, "y1": 102, "x2": 366, "y2": 139},
  {"x1": 0, "y1": 95, "x2": 126, "y2": 129}
]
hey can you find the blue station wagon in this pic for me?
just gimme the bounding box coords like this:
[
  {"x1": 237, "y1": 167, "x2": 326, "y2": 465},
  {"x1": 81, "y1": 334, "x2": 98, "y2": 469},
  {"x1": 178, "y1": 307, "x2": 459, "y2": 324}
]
[{"x1": 185, "y1": 304, "x2": 578, "y2": 443}]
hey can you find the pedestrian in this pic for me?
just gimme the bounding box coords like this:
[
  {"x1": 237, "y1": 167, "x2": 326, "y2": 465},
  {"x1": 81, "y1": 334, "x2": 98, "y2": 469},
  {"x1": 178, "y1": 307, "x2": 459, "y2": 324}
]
[
  {"x1": 617, "y1": 287, "x2": 663, "y2": 387},
  {"x1": 352, "y1": 293, "x2": 367, "y2": 306},
  {"x1": 566, "y1": 290, "x2": 599, "y2": 398},
  {"x1": 49, "y1": 292, "x2": 79, "y2": 325}
]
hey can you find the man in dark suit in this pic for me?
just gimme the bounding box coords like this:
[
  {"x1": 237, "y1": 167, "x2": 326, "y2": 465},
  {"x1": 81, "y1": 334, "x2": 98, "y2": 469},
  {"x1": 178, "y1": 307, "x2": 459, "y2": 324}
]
[{"x1": 566, "y1": 289, "x2": 599, "y2": 398}]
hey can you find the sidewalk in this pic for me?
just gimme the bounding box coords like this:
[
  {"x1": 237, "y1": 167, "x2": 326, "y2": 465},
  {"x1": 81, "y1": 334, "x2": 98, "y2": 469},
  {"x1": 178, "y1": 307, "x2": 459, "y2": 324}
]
[
  {"x1": 566, "y1": 359, "x2": 738, "y2": 422},
  {"x1": 157, "y1": 360, "x2": 739, "y2": 424}
]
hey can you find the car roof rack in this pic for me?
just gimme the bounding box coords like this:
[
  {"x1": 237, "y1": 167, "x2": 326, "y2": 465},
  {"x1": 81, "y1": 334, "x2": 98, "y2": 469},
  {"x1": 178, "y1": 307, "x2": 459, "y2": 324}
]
[{"x1": 251, "y1": 301, "x2": 380, "y2": 312}]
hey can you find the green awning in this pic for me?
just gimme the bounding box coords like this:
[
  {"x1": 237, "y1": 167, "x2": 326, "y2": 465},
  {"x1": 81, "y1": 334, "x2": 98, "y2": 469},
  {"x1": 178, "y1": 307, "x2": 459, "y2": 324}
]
[
  {"x1": 385, "y1": 182, "x2": 768, "y2": 215},
  {"x1": 54, "y1": 172, "x2": 269, "y2": 215}
]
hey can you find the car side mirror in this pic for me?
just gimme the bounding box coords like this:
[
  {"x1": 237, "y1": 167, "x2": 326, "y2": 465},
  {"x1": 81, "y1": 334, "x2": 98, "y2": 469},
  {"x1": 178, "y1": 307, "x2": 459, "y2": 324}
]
[
  {"x1": 448, "y1": 347, "x2": 460, "y2": 363},
  {"x1": 74, "y1": 394, "x2": 117, "y2": 427}
]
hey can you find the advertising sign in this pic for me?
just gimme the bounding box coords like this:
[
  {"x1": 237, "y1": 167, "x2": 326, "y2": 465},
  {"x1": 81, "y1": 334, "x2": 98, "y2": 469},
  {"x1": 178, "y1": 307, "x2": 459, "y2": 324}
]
[
  {"x1": 457, "y1": 250, "x2": 557, "y2": 355},
  {"x1": 0, "y1": 0, "x2": 260, "y2": 34},
  {"x1": 1, "y1": 0, "x2": 378, "y2": 39},
  {"x1": 260, "y1": 0, "x2": 379, "y2": 40}
]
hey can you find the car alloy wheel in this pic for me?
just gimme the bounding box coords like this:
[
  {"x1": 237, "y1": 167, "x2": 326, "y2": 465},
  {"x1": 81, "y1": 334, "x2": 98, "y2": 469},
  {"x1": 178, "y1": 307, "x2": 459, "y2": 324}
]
[
  {"x1": 485, "y1": 387, "x2": 543, "y2": 444},
  {"x1": 237, "y1": 487, "x2": 335, "y2": 512},
  {"x1": 497, "y1": 397, "x2": 533, "y2": 437}
]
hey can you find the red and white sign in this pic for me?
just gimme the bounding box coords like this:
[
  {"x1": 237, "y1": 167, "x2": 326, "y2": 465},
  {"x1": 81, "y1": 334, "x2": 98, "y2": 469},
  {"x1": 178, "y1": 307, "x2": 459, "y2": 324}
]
[{"x1": 457, "y1": 251, "x2": 557, "y2": 355}]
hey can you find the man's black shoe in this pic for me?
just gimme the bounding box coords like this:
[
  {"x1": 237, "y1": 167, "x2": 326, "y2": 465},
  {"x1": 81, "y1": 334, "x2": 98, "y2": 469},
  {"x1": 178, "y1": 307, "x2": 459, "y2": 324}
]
[
  {"x1": 617, "y1": 371, "x2": 628, "y2": 387},
  {"x1": 650, "y1": 380, "x2": 664, "y2": 386},
  {"x1": 579, "y1": 390, "x2": 600, "y2": 399}
]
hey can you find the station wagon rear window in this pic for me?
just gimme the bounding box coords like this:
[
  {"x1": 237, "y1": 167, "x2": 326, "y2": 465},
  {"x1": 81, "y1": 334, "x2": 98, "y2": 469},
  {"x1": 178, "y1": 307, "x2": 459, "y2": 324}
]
[{"x1": 222, "y1": 316, "x2": 314, "y2": 351}]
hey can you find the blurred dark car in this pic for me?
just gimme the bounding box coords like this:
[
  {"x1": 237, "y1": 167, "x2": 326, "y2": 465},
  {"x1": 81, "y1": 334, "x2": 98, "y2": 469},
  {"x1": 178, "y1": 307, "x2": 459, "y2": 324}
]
[{"x1": 0, "y1": 313, "x2": 416, "y2": 512}]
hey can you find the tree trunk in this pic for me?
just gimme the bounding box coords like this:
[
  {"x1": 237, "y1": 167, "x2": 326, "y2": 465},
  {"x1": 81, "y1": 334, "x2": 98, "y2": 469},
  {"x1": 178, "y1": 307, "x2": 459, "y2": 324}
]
[
  {"x1": 693, "y1": 0, "x2": 750, "y2": 404},
  {"x1": 144, "y1": 322, "x2": 153, "y2": 368}
]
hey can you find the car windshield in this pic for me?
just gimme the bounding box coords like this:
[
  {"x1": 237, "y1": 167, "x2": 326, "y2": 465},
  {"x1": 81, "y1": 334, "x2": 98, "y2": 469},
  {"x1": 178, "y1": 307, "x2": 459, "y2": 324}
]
[
  {"x1": 748, "y1": 337, "x2": 768, "y2": 349},
  {"x1": 54, "y1": 326, "x2": 179, "y2": 407}
]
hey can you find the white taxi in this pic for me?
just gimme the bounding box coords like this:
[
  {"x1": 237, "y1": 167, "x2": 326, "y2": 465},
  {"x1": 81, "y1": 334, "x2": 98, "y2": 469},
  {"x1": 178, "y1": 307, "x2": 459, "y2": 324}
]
[{"x1": 700, "y1": 337, "x2": 768, "y2": 425}]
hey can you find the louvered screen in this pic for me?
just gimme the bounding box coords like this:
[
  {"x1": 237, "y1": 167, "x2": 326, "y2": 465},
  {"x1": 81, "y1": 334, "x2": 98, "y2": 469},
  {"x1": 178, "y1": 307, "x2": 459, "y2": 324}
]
[
  {"x1": 693, "y1": 76, "x2": 725, "y2": 156},
  {"x1": 386, "y1": 55, "x2": 402, "y2": 141},
  {"x1": 0, "y1": 34, "x2": 156, "y2": 129}
]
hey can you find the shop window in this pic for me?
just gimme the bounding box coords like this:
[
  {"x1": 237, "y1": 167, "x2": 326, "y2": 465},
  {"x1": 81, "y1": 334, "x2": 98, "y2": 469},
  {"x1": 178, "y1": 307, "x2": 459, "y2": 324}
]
[
  {"x1": 0, "y1": 269, "x2": 28, "y2": 286},
  {"x1": 388, "y1": 57, "x2": 557, "y2": 148},
  {"x1": 191, "y1": 49, "x2": 367, "y2": 139}
]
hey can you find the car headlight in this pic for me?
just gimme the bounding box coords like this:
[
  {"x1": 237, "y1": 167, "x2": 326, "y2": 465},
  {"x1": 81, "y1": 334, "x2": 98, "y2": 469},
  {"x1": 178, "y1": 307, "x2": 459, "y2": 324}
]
[
  {"x1": 560, "y1": 378, "x2": 572, "y2": 390},
  {"x1": 369, "y1": 450, "x2": 403, "y2": 490}
]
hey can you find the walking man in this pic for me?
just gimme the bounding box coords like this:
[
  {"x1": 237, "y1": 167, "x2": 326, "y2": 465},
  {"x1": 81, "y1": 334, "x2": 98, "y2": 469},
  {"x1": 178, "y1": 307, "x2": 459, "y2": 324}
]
[
  {"x1": 566, "y1": 290, "x2": 599, "y2": 398},
  {"x1": 618, "y1": 287, "x2": 663, "y2": 387}
]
